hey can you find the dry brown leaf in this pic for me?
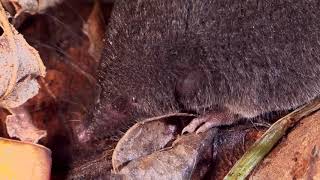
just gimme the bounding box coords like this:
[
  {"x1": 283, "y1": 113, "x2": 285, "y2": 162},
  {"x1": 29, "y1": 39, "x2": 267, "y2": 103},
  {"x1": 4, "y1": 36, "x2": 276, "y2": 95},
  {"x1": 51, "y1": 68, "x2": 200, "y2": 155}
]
[
  {"x1": 116, "y1": 128, "x2": 217, "y2": 179},
  {"x1": 0, "y1": 3, "x2": 46, "y2": 143},
  {"x1": 112, "y1": 113, "x2": 195, "y2": 172},
  {"x1": 112, "y1": 119, "x2": 177, "y2": 171},
  {"x1": 0, "y1": 3, "x2": 45, "y2": 109},
  {"x1": 83, "y1": 0, "x2": 105, "y2": 62},
  {"x1": 112, "y1": 113, "x2": 215, "y2": 179},
  {"x1": 6, "y1": 106, "x2": 47, "y2": 143},
  {"x1": 2, "y1": 0, "x2": 62, "y2": 16}
]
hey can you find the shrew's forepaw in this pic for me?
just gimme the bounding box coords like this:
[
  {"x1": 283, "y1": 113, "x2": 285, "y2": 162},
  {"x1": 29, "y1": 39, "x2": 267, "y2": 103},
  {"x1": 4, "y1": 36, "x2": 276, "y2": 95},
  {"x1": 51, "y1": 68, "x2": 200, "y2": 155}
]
[
  {"x1": 182, "y1": 116, "x2": 214, "y2": 134},
  {"x1": 182, "y1": 110, "x2": 237, "y2": 134}
]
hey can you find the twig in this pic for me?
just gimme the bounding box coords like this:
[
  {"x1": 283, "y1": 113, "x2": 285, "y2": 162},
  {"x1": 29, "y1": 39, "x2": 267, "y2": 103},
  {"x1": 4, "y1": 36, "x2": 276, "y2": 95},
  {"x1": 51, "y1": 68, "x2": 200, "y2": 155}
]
[{"x1": 224, "y1": 98, "x2": 320, "y2": 180}]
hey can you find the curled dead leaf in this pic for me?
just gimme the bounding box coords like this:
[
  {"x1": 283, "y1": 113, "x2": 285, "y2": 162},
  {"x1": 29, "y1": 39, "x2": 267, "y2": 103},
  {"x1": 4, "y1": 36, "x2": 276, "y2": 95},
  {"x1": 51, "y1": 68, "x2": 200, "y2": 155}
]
[
  {"x1": 0, "y1": 3, "x2": 46, "y2": 109},
  {"x1": 0, "y1": 3, "x2": 46, "y2": 143},
  {"x1": 6, "y1": 106, "x2": 47, "y2": 143},
  {"x1": 112, "y1": 113, "x2": 216, "y2": 179},
  {"x1": 112, "y1": 113, "x2": 195, "y2": 172},
  {"x1": 112, "y1": 119, "x2": 177, "y2": 172}
]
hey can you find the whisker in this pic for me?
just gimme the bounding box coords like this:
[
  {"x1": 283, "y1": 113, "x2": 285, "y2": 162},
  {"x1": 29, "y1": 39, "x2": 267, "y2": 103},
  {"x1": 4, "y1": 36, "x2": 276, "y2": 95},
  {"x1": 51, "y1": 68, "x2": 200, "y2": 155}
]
[
  {"x1": 28, "y1": 38, "x2": 97, "y2": 85},
  {"x1": 41, "y1": 13, "x2": 86, "y2": 42}
]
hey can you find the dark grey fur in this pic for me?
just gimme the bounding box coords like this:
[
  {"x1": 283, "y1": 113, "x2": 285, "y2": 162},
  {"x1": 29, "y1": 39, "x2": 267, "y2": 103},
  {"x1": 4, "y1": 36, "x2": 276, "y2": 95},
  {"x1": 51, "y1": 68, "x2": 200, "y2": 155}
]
[{"x1": 89, "y1": 0, "x2": 320, "y2": 138}]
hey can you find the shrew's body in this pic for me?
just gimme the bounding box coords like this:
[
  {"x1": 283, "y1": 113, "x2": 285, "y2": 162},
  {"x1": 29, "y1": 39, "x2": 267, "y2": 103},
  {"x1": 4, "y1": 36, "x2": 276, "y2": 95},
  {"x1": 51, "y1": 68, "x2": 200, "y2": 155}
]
[{"x1": 84, "y1": 0, "x2": 320, "y2": 138}]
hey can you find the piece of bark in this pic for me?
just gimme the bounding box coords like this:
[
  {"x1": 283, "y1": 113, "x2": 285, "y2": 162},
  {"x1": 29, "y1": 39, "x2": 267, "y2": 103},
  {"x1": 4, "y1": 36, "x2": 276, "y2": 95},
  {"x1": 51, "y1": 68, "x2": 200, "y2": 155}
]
[
  {"x1": 250, "y1": 110, "x2": 320, "y2": 180},
  {"x1": 225, "y1": 98, "x2": 320, "y2": 180}
]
